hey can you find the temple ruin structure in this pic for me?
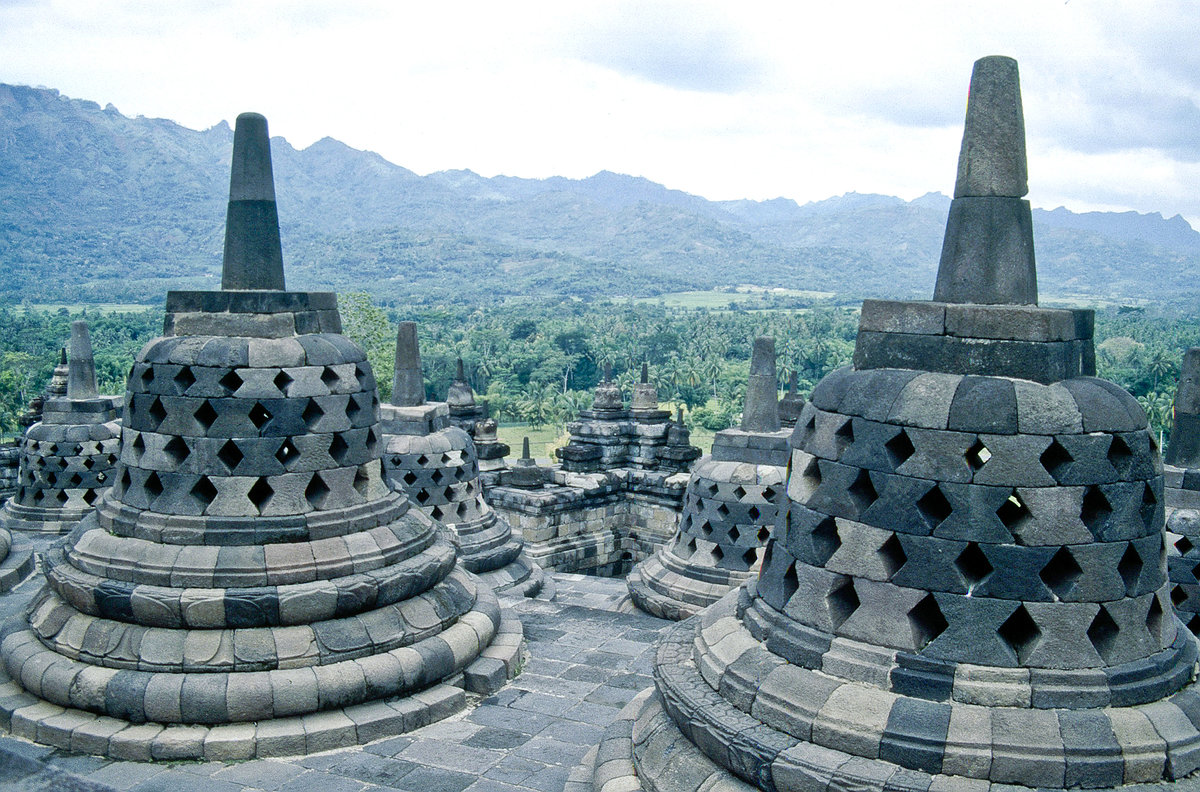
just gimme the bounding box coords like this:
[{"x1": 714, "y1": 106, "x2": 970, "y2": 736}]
[
  {"x1": 570, "y1": 55, "x2": 1200, "y2": 792},
  {"x1": 0, "y1": 112, "x2": 520, "y2": 761},
  {"x1": 627, "y1": 337, "x2": 789, "y2": 620},
  {"x1": 380, "y1": 323, "x2": 547, "y2": 598}
]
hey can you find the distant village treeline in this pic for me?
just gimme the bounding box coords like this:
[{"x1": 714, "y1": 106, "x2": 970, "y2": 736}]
[{"x1": 0, "y1": 297, "x2": 1192, "y2": 447}]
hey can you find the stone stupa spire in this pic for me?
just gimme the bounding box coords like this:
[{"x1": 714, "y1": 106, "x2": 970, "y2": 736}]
[
  {"x1": 1168, "y1": 348, "x2": 1200, "y2": 468},
  {"x1": 739, "y1": 336, "x2": 780, "y2": 433},
  {"x1": 221, "y1": 112, "x2": 285, "y2": 291},
  {"x1": 391, "y1": 321, "x2": 425, "y2": 406},
  {"x1": 65, "y1": 320, "x2": 98, "y2": 400},
  {"x1": 933, "y1": 55, "x2": 1037, "y2": 305}
]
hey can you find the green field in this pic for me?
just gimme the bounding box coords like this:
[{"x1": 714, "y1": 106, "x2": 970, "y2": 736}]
[
  {"x1": 631, "y1": 287, "x2": 835, "y2": 309},
  {"x1": 8, "y1": 302, "x2": 156, "y2": 315}
]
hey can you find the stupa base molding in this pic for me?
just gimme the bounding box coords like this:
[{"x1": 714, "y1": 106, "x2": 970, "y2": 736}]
[
  {"x1": 0, "y1": 501, "x2": 93, "y2": 535},
  {"x1": 0, "y1": 607, "x2": 523, "y2": 761},
  {"x1": 625, "y1": 552, "x2": 748, "y2": 622},
  {"x1": 0, "y1": 538, "x2": 34, "y2": 594},
  {"x1": 609, "y1": 592, "x2": 1200, "y2": 790},
  {"x1": 472, "y1": 546, "x2": 552, "y2": 600}
]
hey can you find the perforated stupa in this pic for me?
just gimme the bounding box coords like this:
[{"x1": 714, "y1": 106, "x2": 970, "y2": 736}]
[
  {"x1": 570, "y1": 55, "x2": 1199, "y2": 792},
  {"x1": 0, "y1": 113, "x2": 520, "y2": 761}
]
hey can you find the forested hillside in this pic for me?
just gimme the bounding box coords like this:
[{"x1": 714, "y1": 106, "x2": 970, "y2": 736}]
[{"x1": 2, "y1": 83, "x2": 1199, "y2": 306}]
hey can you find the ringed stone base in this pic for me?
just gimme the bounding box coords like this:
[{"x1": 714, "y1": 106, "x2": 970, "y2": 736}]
[
  {"x1": 0, "y1": 608, "x2": 523, "y2": 761},
  {"x1": 0, "y1": 530, "x2": 34, "y2": 593}
]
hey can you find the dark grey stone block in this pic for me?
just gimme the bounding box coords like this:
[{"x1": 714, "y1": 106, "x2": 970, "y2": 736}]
[{"x1": 878, "y1": 696, "x2": 950, "y2": 774}]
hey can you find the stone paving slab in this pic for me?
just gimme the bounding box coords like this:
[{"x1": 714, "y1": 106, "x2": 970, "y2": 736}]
[{"x1": 0, "y1": 548, "x2": 670, "y2": 792}]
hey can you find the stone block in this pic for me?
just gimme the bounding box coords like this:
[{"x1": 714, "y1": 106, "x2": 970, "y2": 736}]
[{"x1": 859, "y1": 300, "x2": 946, "y2": 336}]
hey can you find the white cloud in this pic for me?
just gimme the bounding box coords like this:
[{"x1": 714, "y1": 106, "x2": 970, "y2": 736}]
[{"x1": 1, "y1": 0, "x2": 1198, "y2": 225}]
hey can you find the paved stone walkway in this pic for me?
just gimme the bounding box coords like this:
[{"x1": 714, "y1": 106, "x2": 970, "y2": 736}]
[{"x1": 0, "y1": 541, "x2": 667, "y2": 792}]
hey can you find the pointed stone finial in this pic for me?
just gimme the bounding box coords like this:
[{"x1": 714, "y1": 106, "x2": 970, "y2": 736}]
[
  {"x1": 59, "y1": 348, "x2": 67, "y2": 365},
  {"x1": 933, "y1": 56, "x2": 1037, "y2": 306},
  {"x1": 954, "y1": 56, "x2": 1027, "y2": 199},
  {"x1": 641, "y1": 362, "x2": 649, "y2": 384},
  {"x1": 740, "y1": 336, "x2": 780, "y2": 433},
  {"x1": 522, "y1": 436, "x2": 532, "y2": 460},
  {"x1": 604, "y1": 363, "x2": 613, "y2": 383},
  {"x1": 391, "y1": 321, "x2": 425, "y2": 407},
  {"x1": 455, "y1": 358, "x2": 466, "y2": 381},
  {"x1": 66, "y1": 320, "x2": 99, "y2": 400},
  {"x1": 677, "y1": 406, "x2": 684, "y2": 423},
  {"x1": 221, "y1": 112, "x2": 285, "y2": 291},
  {"x1": 787, "y1": 371, "x2": 799, "y2": 394},
  {"x1": 1168, "y1": 348, "x2": 1200, "y2": 468}
]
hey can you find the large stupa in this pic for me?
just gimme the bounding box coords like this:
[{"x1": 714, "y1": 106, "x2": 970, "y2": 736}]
[
  {"x1": 570, "y1": 56, "x2": 1200, "y2": 792},
  {"x1": 0, "y1": 113, "x2": 520, "y2": 761},
  {"x1": 1164, "y1": 348, "x2": 1200, "y2": 636}
]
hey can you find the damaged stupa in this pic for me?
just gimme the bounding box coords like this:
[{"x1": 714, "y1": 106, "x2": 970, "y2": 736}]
[
  {"x1": 0, "y1": 321, "x2": 122, "y2": 534},
  {"x1": 570, "y1": 56, "x2": 1199, "y2": 792},
  {"x1": 627, "y1": 337, "x2": 789, "y2": 621},
  {"x1": 380, "y1": 322, "x2": 547, "y2": 598},
  {"x1": 1164, "y1": 348, "x2": 1200, "y2": 636},
  {"x1": 0, "y1": 113, "x2": 520, "y2": 761}
]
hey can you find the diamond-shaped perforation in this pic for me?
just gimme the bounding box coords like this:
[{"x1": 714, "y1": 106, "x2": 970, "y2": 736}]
[
  {"x1": 1147, "y1": 596, "x2": 1164, "y2": 642},
  {"x1": 248, "y1": 402, "x2": 272, "y2": 430},
  {"x1": 1188, "y1": 614, "x2": 1200, "y2": 637},
  {"x1": 346, "y1": 395, "x2": 362, "y2": 422},
  {"x1": 811, "y1": 516, "x2": 840, "y2": 565},
  {"x1": 965, "y1": 439, "x2": 992, "y2": 473},
  {"x1": 827, "y1": 577, "x2": 859, "y2": 630},
  {"x1": 305, "y1": 474, "x2": 330, "y2": 509},
  {"x1": 402, "y1": 471, "x2": 418, "y2": 486},
  {"x1": 302, "y1": 400, "x2": 324, "y2": 429},
  {"x1": 217, "y1": 440, "x2": 244, "y2": 473},
  {"x1": 711, "y1": 545, "x2": 725, "y2": 564},
  {"x1": 799, "y1": 414, "x2": 816, "y2": 446},
  {"x1": 1040, "y1": 440, "x2": 1073, "y2": 481},
  {"x1": 1081, "y1": 486, "x2": 1112, "y2": 536},
  {"x1": 1087, "y1": 606, "x2": 1120, "y2": 663},
  {"x1": 1140, "y1": 484, "x2": 1158, "y2": 531},
  {"x1": 998, "y1": 605, "x2": 1041, "y2": 664},
  {"x1": 190, "y1": 476, "x2": 217, "y2": 508},
  {"x1": 130, "y1": 432, "x2": 146, "y2": 460},
  {"x1": 1117, "y1": 543, "x2": 1144, "y2": 595},
  {"x1": 833, "y1": 417, "x2": 855, "y2": 455},
  {"x1": 321, "y1": 367, "x2": 340, "y2": 390},
  {"x1": 847, "y1": 469, "x2": 877, "y2": 514},
  {"x1": 916, "y1": 484, "x2": 953, "y2": 530},
  {"x1": 955, "y1": 542, "x2": 993, "y2": 588},
  {"x1": 1173, "y1": 584, "x2": 1188, "y2": 607},
  {"x1": 741, "y1": 547, "x2": 758, "y2": 568},
  {"x1": 148, "y1": 397, "x2": 167, "y2": 429},
  {"x1": 247, "y1": 477, "x2": 273, "y2": 512},
  {"x1": 140, "y1": 367, "x2": 155, "y2": 388},
  {"x1": 144, "y1": 471, "x2": 164, "y2": 499},
  {"x1": 997, "y1": 490, "x2": 1032, "y2": 536},
  {"x1": 163, "y1": 436, "x2": 190, "y2": 466},
  {"x1": 1107, "y1": 435, "x2": 1134, "y2": 477},
  {"x1": 879, "y1": 534, "x2": 907, "y2": 578},
  {"x1": 275, "y1": 438, "x2": 300, "y2": 469},
  {"x1": 273, "y1": 370, "x2": 293, "y2": 396},
  {"x1": 908, "y1": 594, "x2": 947, "y2": 649},
  {"x1": 728, "y1": 525, "x2": 741, "y2": 543},
  {"x1": 757, "y1": 526, "x2": 771, "y2": 543},
  {"x1": 56, "y1": 490, "x2": 68, "y2": 504},
  {"x1": 82, "y1": 488, "x2": 98, "y2": 505},
  {"x1": 1039, "y1": 546, "x2": 1082, "y2": 598},
  {"x1": 355, "y1": 364, "x2": 370, "y2": 389},
  {"x1": 173, "y1": 366, "x2": 196, "y2": 395},
  {"x1": 748, "y1": 505, "x2": 761, "y2": 521},
  {"x1": 354, "y1": 466, "x2": 371, "y2": 497},
  {"x1": 1177, "y1": 536, "x2": 1196, "y2": 556},
  {"x1": 732, "y1": 485, "x2": 747, "y2": 500},
  {"x1": 218, "y1": 369, "x2": 243, "y2": 395},
  {"x1": 67, "y1": 472, "x2": 82, "y2": 487},
  {"x1": 431, "y1": 469, "x2": 444, "y2": 484},
  {"x1": 884, "y1": 429, "x2": 915, "y2": 470},
  {"x1": 329, "y1": 434, "x2": 350, "y2": 465},
  {"x1": 194, "y1": 400, "x2": 218, "y2": 431}
]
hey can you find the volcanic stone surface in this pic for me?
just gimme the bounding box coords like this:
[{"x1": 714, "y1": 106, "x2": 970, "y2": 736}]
[
  {"x1": 572, "y1": 55, "x2": 1200, "y2": 792},
  {"x1": 0, "y1": 112, "x2": 520, "y2": 760},
  {"x1": 1164, "y1": 348, "x2": 1200, "y2": 638},
  {"x1": 628, "y1": 337, "x2": 789, "y2": 621},
  {"x1": 380, "y1": 326, "x2": 547, "y2": 599},
  {"x1": 0, "y1": 322, "x2": 121, "y2": 535}
]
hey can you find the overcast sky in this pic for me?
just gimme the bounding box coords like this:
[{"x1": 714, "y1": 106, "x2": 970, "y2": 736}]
[{"x1": 3, "y1": 1, "x2": 1199, "y2": 225}]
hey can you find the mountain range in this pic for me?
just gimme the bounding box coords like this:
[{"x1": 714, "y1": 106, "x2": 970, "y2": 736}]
[{"x1": 2, "y1": 82, "x2": 1198, "y2": 306}]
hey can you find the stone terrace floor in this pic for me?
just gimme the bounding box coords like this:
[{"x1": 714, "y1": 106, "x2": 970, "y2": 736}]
[{"x1": 0, "y1": 537, "x2": 667, "y2": 792}]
